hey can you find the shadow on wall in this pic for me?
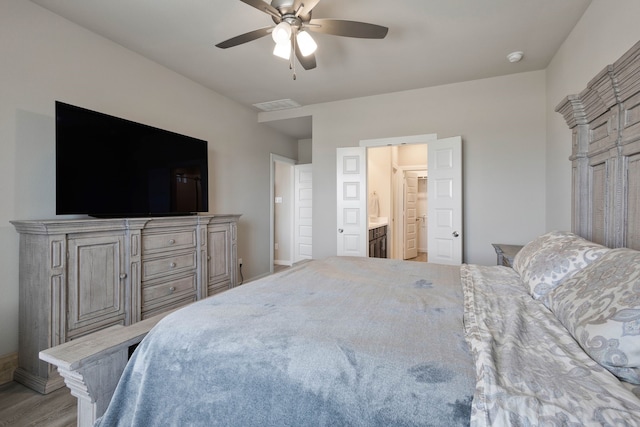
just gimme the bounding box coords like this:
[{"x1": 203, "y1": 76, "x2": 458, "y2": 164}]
[{"x1": 15, "y1": 109, "x2": 56, "y2": 219}]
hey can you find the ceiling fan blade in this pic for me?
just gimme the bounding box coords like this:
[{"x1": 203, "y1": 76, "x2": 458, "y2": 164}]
[
  {"x1": 295, "y1": 44, "x2": 317, "y2": 70},
  {"x1": 239, "y1": 0, "x2": 282, "y2": 20},
  {"x1": 215, "y1": 27, "x2": 273, "y2": 49},
  {"x1": 307, "y1": 19, "x2": 388, "y2": 39}
]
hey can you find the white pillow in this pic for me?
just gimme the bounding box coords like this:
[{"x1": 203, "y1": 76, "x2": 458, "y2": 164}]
[
  {"x1": 547, "y1": 248, "x2": 640, "y2": 384},
  {"x1": 512, "y1": 231, "x2": 609, "y2": 300}
]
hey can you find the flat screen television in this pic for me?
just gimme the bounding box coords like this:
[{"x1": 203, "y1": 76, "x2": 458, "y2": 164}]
[{"x1": 56, "y1": 101, "x2": 208, "y2": 217}]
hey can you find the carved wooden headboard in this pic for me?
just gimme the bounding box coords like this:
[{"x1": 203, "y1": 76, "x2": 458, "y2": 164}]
[{"x1": 556, "y1": 40, "x2": 640, "y2": 250}]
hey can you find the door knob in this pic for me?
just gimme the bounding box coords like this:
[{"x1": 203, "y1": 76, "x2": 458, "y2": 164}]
[
  {"x1": 338, "y1": 229, "x2": 344, "y2": 233},
  {"x1": 452, "y1": 231, "x2": 460, "y2": 237}
]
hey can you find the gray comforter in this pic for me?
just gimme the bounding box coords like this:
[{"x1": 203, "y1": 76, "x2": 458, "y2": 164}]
[{"x1": 95, "y1": 257, "x2": 475, "y2": 426}]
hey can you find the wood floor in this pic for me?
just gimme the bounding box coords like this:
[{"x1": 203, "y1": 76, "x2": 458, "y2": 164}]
[
  {"x1": 408, "y1": 251, "x2": 428, "y2": 262},
  {"x1": 0, "y1": 381, "x2": 76, "y2": 427}
]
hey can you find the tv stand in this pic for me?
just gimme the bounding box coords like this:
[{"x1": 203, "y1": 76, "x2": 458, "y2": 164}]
[{"x1": 11, "y1": 214, "x2": 240, "y2": 394}]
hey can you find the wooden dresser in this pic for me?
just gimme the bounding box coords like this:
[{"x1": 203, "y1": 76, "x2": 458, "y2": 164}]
[
  {"x1": 11, "y1": 214, "x2": 240, "y2": 394},
  {"x1": 491, "y1": 243, "x2": 523, "y2": 268}
]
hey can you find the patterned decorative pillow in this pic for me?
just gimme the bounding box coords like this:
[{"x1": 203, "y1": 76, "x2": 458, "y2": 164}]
[
  {"x1": 547, "y1": 248, "x2": 640, "y2": 384},
  {"x1": 512, "y1": 231, "x2": 609, "y2": 300}
]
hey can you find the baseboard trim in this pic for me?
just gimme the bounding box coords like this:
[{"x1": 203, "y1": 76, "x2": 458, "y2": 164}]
[
  {"x1": 0, "y1": 352, "x2": 18, "y2": 386},
  {"x1": 13, "y1": 367, "x2": 65, "y2": 394}
]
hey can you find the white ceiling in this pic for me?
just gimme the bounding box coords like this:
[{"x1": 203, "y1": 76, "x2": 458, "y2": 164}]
[{"x1": 31, "y1": 0, "x2": 591, "y2": 139}]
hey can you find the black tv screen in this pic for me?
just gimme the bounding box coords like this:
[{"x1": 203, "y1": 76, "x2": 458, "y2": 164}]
[{"x1": 56, "y1": 101, "x2": 208, "y2": 217}]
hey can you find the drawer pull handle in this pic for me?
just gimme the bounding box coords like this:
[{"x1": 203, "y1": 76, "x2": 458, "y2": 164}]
[
  {"x1": 169, "y1": 262, "x2": 177, "y2": 268},
  {"x1": 119, "y1": 273, "x2": 127, "y2": 280},
  {"x1": 169, "y1": 239, "x2": 176, "y2": 245},
  {"x1": 169, "y1": 286, "x2": 176, "y2": 293}
]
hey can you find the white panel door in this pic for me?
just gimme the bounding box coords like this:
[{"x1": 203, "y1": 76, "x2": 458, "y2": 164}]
[
  {"x1": 336, "y1": 147, "x2": 367, "y2": 256},
  {"x1": 427, "y1": 136, "x2": 463, "y2": 264},
  {"x1": 294, "y1": 164, "x2": 313, "y2": 262},
  {"x1": 403, "y1": 171, "x2": 419, "y2": 259}
]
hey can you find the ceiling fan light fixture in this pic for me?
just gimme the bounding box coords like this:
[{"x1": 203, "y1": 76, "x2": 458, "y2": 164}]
[
  {"x1": 272, "y1": 22, "x2": 292, "y2": 44},
  {"x1": 273, "y1": 40, "x2": 291, "y2": 60},
  {"x1": 296, "y1": 30, "x2": 317, "y2": 57}
]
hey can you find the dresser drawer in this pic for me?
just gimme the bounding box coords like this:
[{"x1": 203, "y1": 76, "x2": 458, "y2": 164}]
[
  {"x1": 142, "y1": 273, "x2": 197, "y2": 306},
  {"x1": 141, "y1": 295, "x2": 197, "y2": 320},
  {"x1": 142, "y1": 251, "x2": 197, "y2": 280},
  {"x1": 142, "y1": 229, "x2": 197, "y2": 254}
]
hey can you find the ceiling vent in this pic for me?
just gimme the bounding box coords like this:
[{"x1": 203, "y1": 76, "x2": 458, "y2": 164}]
[{"x1": 253, "y1": 99, "x2": 301, "y2": 112}]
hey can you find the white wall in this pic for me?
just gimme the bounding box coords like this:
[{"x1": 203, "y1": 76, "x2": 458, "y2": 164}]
[
  {"x1": 0, "y1": 0, "x2": 297, "y2": 357},
  {"x1": 367, "y1": 147, "x2": 392, "y2": 219},
  {"x1": 545, "y1": 0, "x2": 640, "y2": 231},
  {"x1": 298, "y1": 139, "x2": 312, "y2": 164},
  {"x1": 308, "y1": 71, "x2": 548, "y2": 265}
]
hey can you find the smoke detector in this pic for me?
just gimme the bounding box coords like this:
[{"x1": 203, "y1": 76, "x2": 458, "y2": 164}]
[{"x1": 507, "y1": 51, "x2": 524, "y2": 63}]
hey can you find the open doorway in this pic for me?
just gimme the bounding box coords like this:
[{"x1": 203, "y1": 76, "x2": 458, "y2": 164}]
[
  {"x1": 270, "y1": 154, "x2": 295, "y2": 274},
  {"x1": 337, "y1": 135, "x2": 462, "y2": 264},
  {"x1": 367, "y1": 144, "x2": 427, "y2": 262},
  {"x1": 270, "y1": 153, "x2": 313, "y2": 274}
]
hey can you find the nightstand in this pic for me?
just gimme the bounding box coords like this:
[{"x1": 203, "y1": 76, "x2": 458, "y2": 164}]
[{"x1": 491, "y1": 243, "x2": 523, "y2": 268}]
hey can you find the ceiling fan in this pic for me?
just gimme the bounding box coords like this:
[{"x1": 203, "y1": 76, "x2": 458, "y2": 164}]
[{"x1": 216, "y1": 0, "x2": 388, "y2": 75}]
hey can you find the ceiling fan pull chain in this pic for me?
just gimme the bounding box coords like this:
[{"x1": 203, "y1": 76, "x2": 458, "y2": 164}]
[{"x1": 291, "y1": 34, "x2": 297, "y2": 80}]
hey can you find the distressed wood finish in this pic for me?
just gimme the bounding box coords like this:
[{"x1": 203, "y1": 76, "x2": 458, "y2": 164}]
[
  {"x1": 12, "y1": 214, "x2": 239, "y2": 395},
  {"x1": 206, "y1": 223, "x2": 235, "y2": 296},
  {"x1": 556, "y1": 40, "x2": 640, "y2": 249},
  {"x1": 491, "y1": 243, "x2": 523, "y2": 267},
  {"x1": 39, "y1": 311, "x2": 172, "y2": 427},
  {"x1": 66, "y1": 233, "x2": 127, "y2": 340}
]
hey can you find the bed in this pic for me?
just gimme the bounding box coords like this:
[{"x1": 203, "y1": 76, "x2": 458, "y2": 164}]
[
  {"x1": 91, "y1": 237, "x2": 640, "y2": 426},
  {"x1": 97, "y1": 257, "x2": 475, "y2": 426}
]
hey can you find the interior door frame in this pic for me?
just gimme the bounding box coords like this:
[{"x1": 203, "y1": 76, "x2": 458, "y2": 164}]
[
  {"x1": 360, "y1": 134, "x2": 437, "y2": 259},
  {"x1": 270, "y1": 153, "x2": 296, "y2": 274},
  {"x1": 348, "y1": 134, "x2": 462, "y2": 263}
]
